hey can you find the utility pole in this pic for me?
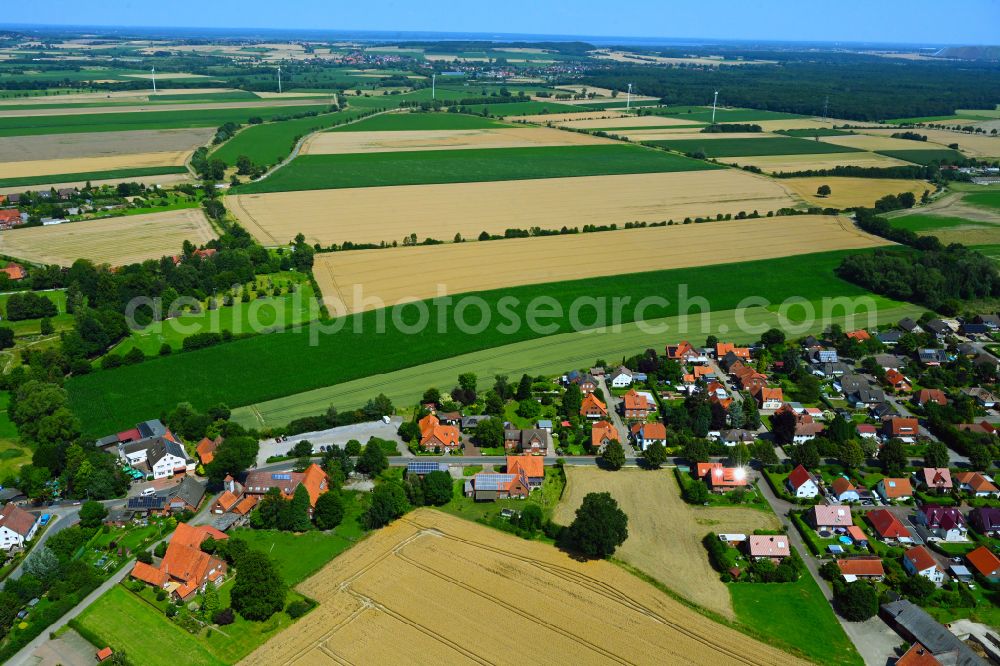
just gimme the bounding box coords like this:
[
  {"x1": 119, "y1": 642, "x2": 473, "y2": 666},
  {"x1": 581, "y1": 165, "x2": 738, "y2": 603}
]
[
  {"x1": 151, "y1": 67, "x2": 156, "y2": 94},
  {"x1": 712, "y1": 90, "x2": 719, "y2": 124},
  {"x1": 626, "y1": 83, "x2": 632, "y2": 110}
]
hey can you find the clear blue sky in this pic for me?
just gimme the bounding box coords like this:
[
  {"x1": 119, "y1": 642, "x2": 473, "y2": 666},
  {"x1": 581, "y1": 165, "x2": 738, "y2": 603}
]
[{"x1": 4, "y1": 0, "x2": 999, "y2": 45}]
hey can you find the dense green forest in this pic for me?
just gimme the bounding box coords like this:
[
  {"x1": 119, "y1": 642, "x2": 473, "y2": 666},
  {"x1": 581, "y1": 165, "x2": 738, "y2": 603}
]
[{"x1": 581, "y1": 57, "x2": 1000, "y2": 121}]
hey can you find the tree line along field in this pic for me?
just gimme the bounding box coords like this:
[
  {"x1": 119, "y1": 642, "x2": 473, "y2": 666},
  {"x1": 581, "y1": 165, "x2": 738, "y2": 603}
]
[
  {"x1": 232, "y1": 143, "x2": 722, "y2": 194},
  {"x1": 643, "y1": 136, "x2": 864, "y2": 158},
  {"x1": 0, "y1": 104, "x2": 334, "y2": 137},
  {"x1": 232, "y1": 297, "x2": 920, "y2": 429},
  {"x1": 227, "y1": 169, "x2": 794, "y2": 247},
  {"x1": 241, "y1": 509, "x2": 807, "y2": 666},
  {"x1": 640, "y1": 106, "x2": 808, "y2": 123},
  {"x1": 311, "y1": 215, "x2": 890, "y2": 312},
  {"x1": 68, "y1": 248, "x2": 896, "y2": 436}
]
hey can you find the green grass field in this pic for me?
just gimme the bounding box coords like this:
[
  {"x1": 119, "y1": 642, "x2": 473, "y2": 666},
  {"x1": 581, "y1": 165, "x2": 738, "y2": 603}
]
[
  {"x1": 888, "y1": 214, "x2": 978, "y2": 233},
  {"x1": 644, "y1": 136, "x2": 862, "y2": 158},
  {"x1": 67, "y1": 249, "x2": 915, "y2": 436},
  {"x1": 210, "y1": 107, "x2": 365, "y2": 167},
  {"x1": 0, "y1": 104, "x2": 332, "y2": 137},
  {"x1": 0, "y1": 166, "x2": 187, "y2": 189},
  {"x1": 233, "y1": 144, "x2": 721, "y2": 194},
  {"x1": 329, "y1": 111, "x2": 511, "y2": 132},
  {"x1": 964, "y1": 190, "x2": 1000, "y2": 210},
  {"x1": 108, "y1": 276, "x2": 320, "y2": 357},
  {"x1": 642, "y1": 106, "x2": 807, "y2": 124},
  {"x1": 729, "y1": 576, "x2": 862, "y2": 666},
  {"x1": 777, "y1": 128, "x2": 853, "y2": 137},
  {"x1": 875, "y1": 148, "x2": 967, "y2": 164},
  {"x1": 0, "y1": 391, "x2": 28, "y2": 481},
  {"x1": 0, "y1": 289, "x2": 73, "y2": 337}
]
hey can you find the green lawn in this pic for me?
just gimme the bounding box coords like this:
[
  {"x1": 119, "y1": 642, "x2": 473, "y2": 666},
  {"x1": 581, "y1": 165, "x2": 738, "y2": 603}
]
[
  {"x1": 0, "y1": 289, "x2": 73, "y2": 338},
  {"x1": 234, "y1": 143, "x2": 721, "y2": 194},
  {"x1": 645, "y1": 136, "x2": 862, "y2": 158},
  {"x1": 229, "y1": 495, "x2": 365, "y2": 585},
  {"x1": 729, "y1": 576, "x2": 863, "y2": 666},
  {"x1": 875, "y1": 148, "x2": 967, "y2": 165},
  {"x1": 964, "y1": 191, "x2": 1000, "y2": 211},
  {"x1": 0, "y1": 104, "x2": 333, "y2": 137},
  {"x1": 67, "y1": 248, "x2": 918, "y2": 436},
  {"x1": 438, "y1": 467, "x2": 565, "y2": 525},
  {"x1": 210, "y1": 106, "x2": 363, "y2": 167},
  {"x1": 888, "y1": 214, "x2": 979, "y2": 234},
  {"x1": 0, "y1": 166, "x2": 187, "y2": 189},
  {"x1": 329, "y1": 111, "x2": 511, "y2": 132}
]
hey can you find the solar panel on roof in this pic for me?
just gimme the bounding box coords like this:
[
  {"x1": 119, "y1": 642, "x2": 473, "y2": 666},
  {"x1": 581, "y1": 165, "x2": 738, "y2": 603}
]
[
  {"x1": 127, "y1": 496, "x2": 165, "y2": 509},
  {"x1": 272, "y1": 473, "x2": 291, "y2": 480},
  {"x1": 407, "y1": 461, "x2": 440, "y2": 474}
]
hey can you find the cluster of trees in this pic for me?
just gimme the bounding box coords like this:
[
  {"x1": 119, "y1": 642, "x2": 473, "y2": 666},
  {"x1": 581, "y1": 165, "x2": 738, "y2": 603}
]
[
  {"x1": 701, "y1": 123, "x2": 762, "y2": 133},
  {"x1": 583, "y1": 55, "x2": 1000, "y2": 121},
  {"x1": 3, "y1": 292, "x2": 57, "y2": 321},
  {"x1": 281, "y1": 393, "x2": 393, "y2": 438},
  {"x1": 564, "y1": 492, "x2": 629, "y2": 558},
  {"x1": 403, "y1": 469, "x2": 453, "y2": 507},
  {"x1": 890, "y1": 131, "x2": 927, "y2": 142},
  {"x1": 770, "y1": 163, "x2": 956, "y2": 181}
]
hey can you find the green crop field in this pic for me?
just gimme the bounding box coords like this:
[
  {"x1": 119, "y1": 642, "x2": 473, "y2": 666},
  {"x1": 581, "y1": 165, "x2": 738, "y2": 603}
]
[
  {"x1": 233, "y1": 144, "x2": 721, "y2": 194},
  {"x1": 888, "y1": 214, "x2": 976, "y2": 234},
  {"x1": 964, "y1": 191, "x2": 1000, "y2": 210},
  {"x1": 729, "y1": 577, "x2": 862, "y2": 666},
  {"x1": 644, "y1": 136, "x2": 862, "y2": 158},
  {"x1": 875, "y1": 148, "x2": 967, "y2": 164},
  {"x1": 0, "y1": 166, "x2": 187, "y2": 189},
  {"x1": 590, "y1": 124, "x2": 707, "y2": 132},
  {"x1": 641, "y1": 106, "x2": 807, "y2": 123},
  {"x1": 67, "y1": 248, "x2": 911, "y2": 436},
  {"x1": 777, "y1": 128, "x2": 853, "y2": 137},
  {"x1": 459, "y1": 100, "x2": 583, "y2": 116},
  {"x1": 581, "y1": 100, "x2": 660, "y2": 110},
  {"x1": 210, "y1": 107, "x2": 367, "y2": 167},
  {"x1": 329, "y1": 111, "x2": 511, "y2": 132},
  {"x1": 0, "y1": 104, "x2": 332, "y2": 137}
]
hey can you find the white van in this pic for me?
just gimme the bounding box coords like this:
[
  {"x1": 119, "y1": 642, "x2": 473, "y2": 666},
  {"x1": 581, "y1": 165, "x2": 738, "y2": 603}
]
[{"x1": 140, "y1": 487, "x2": 157, "y2": 497}]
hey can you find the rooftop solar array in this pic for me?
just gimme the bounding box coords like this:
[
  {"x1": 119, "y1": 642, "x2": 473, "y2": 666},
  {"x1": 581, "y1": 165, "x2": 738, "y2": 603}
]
[
  {"x1": 272, "y1": 473, "x2": 292, "y2": 480},
  {"x1": 127, "y1": 495, "x2": 166, "y2": 509},
  {"x1": 474, "y1": 473, "x2": 515, "y2": 491},
  {"x1": 407, "y1": 461, "x2": 445, "y2": 474}
]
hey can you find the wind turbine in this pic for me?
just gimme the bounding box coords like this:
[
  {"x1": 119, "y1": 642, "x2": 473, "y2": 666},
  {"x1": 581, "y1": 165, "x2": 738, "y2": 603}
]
[
  {"x1": 432, "y1": 73, "x2": 436, "y2": 99},
  {"x1": 277, "y1": 65, "x2": 282, "y2": 94},
  {"x1": 626, "y1": 83, "x2": 632, "y2": 110},
  {"x1": 151, "y1": 66, "x2": 156, "y2": 94},
  {"x1": 711, "y1": 90, "x2": 719, "y2": 124}
]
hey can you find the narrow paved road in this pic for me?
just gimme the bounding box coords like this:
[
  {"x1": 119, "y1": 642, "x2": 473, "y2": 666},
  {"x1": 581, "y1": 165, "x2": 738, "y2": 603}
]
[
  {"x1": 755, "y1": 470, "x2": 901, "y2": 665},
  {"x1": 599, "y1": 377, "x2": 636, "y2": 455}
]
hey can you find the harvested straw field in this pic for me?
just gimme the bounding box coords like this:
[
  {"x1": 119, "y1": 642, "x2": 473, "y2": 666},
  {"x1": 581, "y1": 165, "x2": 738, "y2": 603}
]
[
  {"x1": 0, "y1": 128, "x2": 212, "y2": 162},
  {"x1": 301, "y1": 126, "x2": 613, "y2": 154},
  {"x1": 857, "y1": 128, "x2": 1000, "y2": 158},
  {"x1": 559, "y1": 115, "x2": 703, "y2": 130},
  {"x1": 229, "y1": 169, "x2": 796, "y2": 246},
  {"x1": 311, "y1": 214, "x2": 890, "y2": 312},
  {"x1": 817, "y1": 133, "x2": 943, "y2": 152},
  {"x1": 0, "y1": 208, "x2": 215, "y2": 267},
  {"x1": 742, "y1": 119, "x2": 843, "y2": 132},
  {"x1": 726, "y1": 152, "x2": 909, "y2": 173},
  {"x1": 0, "y1": 97, "x2": 330, "y2": 119},
  {"x1": 508, "y1": 110, "x2": 627, "y2": 124},
  {"x1": 781, "y1": 177, "x2": 931, "y2": 208},
  {"x1": 241, "y1": 509, "x2": 803, "y2": 666},
  {"x1": 627, "y1": 130, "x2": 772, "y2": 142},
  {"x1": 553, "y1": 468, "x2": 779, "y2": 618},
  {"x1": 0, "y1": 151, "x2": 190, "y2": 179}
]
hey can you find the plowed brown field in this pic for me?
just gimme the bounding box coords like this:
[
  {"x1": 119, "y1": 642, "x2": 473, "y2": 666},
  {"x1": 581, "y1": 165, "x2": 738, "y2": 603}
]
[{"x1": 239, "y1": 509, "x2": 804, "y2": 666}]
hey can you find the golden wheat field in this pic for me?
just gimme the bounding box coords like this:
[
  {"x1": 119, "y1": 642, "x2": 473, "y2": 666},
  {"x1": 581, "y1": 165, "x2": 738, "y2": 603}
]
[
  {"x1": 856, "y1": 127, "x2": 1000, "y2": 158},
  {"x1": 228, "y1": 169, "x2": 798, "y2": 247},
  {"x1": 312, "y1": 214, "x2": 890, "y2": 312},
  {"x1": 0, "y1": 208, "x2": 215, "y2": 266},
  {"x1": 726, "y1": 152, "x2": 910, "y2": 172},
  {"x1": 741, "y1": 119, "x2": 843, "y2": 132},
  {"x1": 0, "y1": 128, "x2": 213, "y2": 162},
  {"x1": 553, "y1": 468, "x2": 779, "y2": 618},
  {"x1": 0, "y1": 152, "x2": 191, "y2": 180},
  {"x1": 240, "y1": 509, "x2": 803, "y2": 666},
  {"x1": 817, "y1": 133, "x2": 941, "y2": 152},
  {"x1": 780, "y1": 177, "x2": 932, "y2": 208},
  {"x1": 300, "y1": 126, "x2": 612, "y2": 154}
]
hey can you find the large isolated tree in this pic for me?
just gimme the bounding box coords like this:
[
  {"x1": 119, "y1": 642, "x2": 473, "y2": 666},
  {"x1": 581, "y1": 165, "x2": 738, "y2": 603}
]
[
  {"x1": 78, "y1": 500, "x2": 108, "y2": 528},
  {"x1": 600, "y1": 440, "x2": 626, "y2": 470},
  {"x1": 363, "y1": 481, "x2": 409, "y2": 529},
  {"x1": 422, "y1": 470, "x2": 453, "y2": 506},
  {"x1": 356, "y1": 439, "x2": 388, "y2": 476},
  {"x1": 230, "y1": 550, "x2": 287, "y2": 621},
  {"x1": 923, "y1": 440, "x2": 950, "y2": 469},
  {"x1": 289, "y1": 484, "x2": 312, "y2": 532},
  {"x1": 643, "y1": 441, "x2": 667, "y2": 469},
  {"x1": 568, "y1": 492, "x2": 629, "y2": 558},
  {"x1": 313, "y1": 491, "x2": 345, "y2": 530},
  {"x1": 835, "y1": 581, "x2": 878, "y2": 621},
  {"x1": 880, "y1": 438, "x2": 909, "y2": 477}
]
